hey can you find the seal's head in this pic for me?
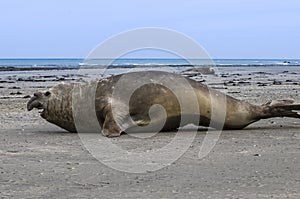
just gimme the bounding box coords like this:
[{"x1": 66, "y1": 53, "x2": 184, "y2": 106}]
[
  {"x1": 27, "y1": 90, "x2": 52, "y2": 118},
  {"x1": 27, "y1": 84, "x2": 76, "y2": 132}
]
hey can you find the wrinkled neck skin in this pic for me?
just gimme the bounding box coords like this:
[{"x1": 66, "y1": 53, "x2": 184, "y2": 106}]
[{"x1": 42, "y1": 84, "x2": 77, "y2": 133}]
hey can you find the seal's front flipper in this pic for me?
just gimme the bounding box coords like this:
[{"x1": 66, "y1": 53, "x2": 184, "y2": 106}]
[{"x1": 102, "y1": 113, "x2": 122, "y2": 137}]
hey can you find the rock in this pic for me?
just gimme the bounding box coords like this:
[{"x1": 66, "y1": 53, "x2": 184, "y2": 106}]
[
  {"x1": 237, "y1": 81, "x2": 251, "y2": 86},
  {"x1": 181, "y1": 67, "x2": 215, "y2": 76},
  {"x1": 23, "y1": 95, "x2": 31, "y2": 99},
  {"x1": 9, "y1": 86, "x2": 21, "y2": 89},
  {"x1": 9, "y1": 91, "x2": 23, "y2": 95},
  {"x1": 257, "y1": 82, "x2": 268, "y2": 86},
  {"x1": 273, "y1": 80, "x2": 282, "y2": 85}
]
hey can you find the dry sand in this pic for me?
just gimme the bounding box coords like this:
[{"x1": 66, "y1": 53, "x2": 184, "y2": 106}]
[{"x1": 0, "y1": 67, "x2": 300, "y2": 198}]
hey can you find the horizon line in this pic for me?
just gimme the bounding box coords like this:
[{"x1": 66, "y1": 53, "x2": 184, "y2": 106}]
[{"x1": 0, "y1": 57, "x2": 299, "y2": 60}]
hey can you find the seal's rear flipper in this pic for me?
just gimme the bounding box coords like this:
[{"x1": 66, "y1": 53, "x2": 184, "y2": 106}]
[
  {"x1": 260, "y1": 99, "x2": 300, "y2": 119},
  {"x1": 262, "y1": 99, "x2": 295, "y2": 106}
]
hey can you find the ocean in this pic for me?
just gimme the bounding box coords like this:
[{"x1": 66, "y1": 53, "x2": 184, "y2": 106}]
[{"x1": 0, "y1": 59, "x2": 300, "y2": 70}]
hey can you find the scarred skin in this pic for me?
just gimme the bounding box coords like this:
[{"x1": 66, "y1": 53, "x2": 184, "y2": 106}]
[{"x1": 27, "y1": 71, "x2": 300, "y2": 137}]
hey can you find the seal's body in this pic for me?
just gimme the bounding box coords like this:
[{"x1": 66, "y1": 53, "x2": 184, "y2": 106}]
[{"x1": 27, "y1": 71, "x2": 300, "y2": 137}]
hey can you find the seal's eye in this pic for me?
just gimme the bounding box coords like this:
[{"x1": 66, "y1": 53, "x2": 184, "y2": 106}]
[{"x1": 45, "y1": 91, "x2": 51, "y2": 96}]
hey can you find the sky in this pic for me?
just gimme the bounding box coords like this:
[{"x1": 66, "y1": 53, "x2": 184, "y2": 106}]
[{"x1": 0, "y1": 0, "x2": 299, "y2": 59}]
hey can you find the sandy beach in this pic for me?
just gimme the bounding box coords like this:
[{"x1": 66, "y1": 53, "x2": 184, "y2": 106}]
[{"x1": 1, "y1": 67, "x2": 300, "y2": 198}]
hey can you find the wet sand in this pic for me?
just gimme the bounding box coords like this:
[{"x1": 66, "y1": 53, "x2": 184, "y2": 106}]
[{"x1": 0, "y1": 67, "x2": 300, "y2": 198}]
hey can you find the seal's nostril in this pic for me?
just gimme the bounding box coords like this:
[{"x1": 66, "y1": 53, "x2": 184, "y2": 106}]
[
  {"x1": 34, "y1": 92, "x2": 39, "y2": 97},
  {"x1": 45, "y1": 91, "x2": 51, "y2": 96}
]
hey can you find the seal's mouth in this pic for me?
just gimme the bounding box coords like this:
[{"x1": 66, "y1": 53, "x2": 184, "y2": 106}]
[{"x1": 27, "y1": 96, "x2": 46, "y2": 114}]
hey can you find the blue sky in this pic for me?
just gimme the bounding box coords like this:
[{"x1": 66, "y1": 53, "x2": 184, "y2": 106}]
[{"x1": 0, "y1": 0, "x2": 299, "y2": 58}]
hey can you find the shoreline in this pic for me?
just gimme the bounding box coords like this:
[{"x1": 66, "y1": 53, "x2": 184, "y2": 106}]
[{"x1": 1, "y1": 64, "x2": 300, "y2": 72}]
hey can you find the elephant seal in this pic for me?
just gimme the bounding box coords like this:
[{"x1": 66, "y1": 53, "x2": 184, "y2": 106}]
[{"x1": 27, "y1": 71, "x2": 300, "y2": 137}]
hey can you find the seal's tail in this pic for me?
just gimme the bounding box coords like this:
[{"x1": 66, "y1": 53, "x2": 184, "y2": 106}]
[{"x1": 259, "y1": 99, "x2": 300, "y2": 119}]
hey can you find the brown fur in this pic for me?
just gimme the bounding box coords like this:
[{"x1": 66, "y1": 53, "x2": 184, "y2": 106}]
[{"x1": 27, "y1": 71, "x2": 300, "y2": 137}]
